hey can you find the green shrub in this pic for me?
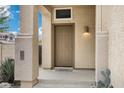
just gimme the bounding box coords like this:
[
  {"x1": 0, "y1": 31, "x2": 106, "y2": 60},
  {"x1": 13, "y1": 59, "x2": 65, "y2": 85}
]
[
  {"x1": 97, "y1": 69, "x2": 113, "y2": 88},
  {"x1": 0, "y1": 58, "x2": 14, "y2": 83}
]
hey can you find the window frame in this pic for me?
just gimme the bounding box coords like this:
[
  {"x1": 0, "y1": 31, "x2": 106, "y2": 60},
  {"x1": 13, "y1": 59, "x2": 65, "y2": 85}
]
[{"x1": 54, "y1": 7, "x2": 73, "y2": 21}]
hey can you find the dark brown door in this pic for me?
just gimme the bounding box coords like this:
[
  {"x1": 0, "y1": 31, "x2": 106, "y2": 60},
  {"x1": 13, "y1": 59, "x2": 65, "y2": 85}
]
[{"x1": 55, "y1": 25, "x2": 74, "y2": 67}]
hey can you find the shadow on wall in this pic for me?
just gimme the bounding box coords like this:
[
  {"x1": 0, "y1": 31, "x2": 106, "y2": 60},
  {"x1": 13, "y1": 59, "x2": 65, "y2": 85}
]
[{"x1": 39, "y1": 45, "x2": 42, "y2": 66}]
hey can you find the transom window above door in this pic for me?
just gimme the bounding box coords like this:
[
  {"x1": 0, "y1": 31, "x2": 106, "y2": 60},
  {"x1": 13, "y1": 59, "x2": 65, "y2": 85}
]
[{"x1": 54, "y1": 7, "x2": 72, "y2": 20}]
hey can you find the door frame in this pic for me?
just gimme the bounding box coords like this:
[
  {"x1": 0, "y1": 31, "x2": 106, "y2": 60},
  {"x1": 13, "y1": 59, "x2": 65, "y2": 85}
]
[{"x1": 53, "y1": 23, "x2": 75, "y2": 68}]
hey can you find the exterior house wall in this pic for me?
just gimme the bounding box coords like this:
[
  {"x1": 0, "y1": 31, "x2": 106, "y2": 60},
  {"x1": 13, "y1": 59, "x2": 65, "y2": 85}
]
[
  {"x1": 95, "y1": 6, "x2": 112, "y2": 81},
  {"x1": 96, "y1": 31, "x2": 108, "y2": 81},
  {"x1": 107, "y1": 6, "x2": 124, "y2": 87},
  {"x1": 50, "y1": 6, "x2": 95, "y2": 69},
  {"x1": 97, "y1": 5, "x2": 124, "y2": 87},
  {"x1": 41, "y1": 6, "x2": 52, "y2": 69},
  {"x1": 41, "y1": 5, "x2": 124, "y2": 87},
  {"x1": 14, "y1": 5, "x2": 124, "y2": 87}
]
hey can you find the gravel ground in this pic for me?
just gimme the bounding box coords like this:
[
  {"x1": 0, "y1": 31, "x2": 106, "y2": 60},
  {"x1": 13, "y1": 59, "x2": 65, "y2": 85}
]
[{"x1": 0, "y1": 81, "x2": 20, "y2": 88}]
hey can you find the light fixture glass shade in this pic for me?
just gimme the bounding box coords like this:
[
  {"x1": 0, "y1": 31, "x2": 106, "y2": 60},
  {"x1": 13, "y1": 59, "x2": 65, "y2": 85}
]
[
  {"x1": 82, "y1": 32, "x2": 90, "y2": 38},
  {"x1": 82, "y1": 26, "x2": 90, "y2": 38}
]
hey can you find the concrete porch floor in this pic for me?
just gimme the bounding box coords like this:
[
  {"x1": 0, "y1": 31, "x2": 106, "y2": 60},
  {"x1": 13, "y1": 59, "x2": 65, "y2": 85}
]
[{"x1": 34, "y1": 67, "x2": 95, "y2": 88}]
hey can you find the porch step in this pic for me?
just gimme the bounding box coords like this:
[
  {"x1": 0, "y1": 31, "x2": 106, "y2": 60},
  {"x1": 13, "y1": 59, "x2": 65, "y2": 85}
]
[
  {"x1": 36, "y1": 68, "x2": 95, "y2": 88},
  {"x1": 34, "y1": 79, "x2": 95, "y2": 88}
]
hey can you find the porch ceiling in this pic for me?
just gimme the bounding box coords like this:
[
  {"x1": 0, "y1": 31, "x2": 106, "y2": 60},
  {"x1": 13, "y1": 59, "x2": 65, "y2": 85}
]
[{"x1": 50, "y1": 5, "x2": 95, "y2": 8}]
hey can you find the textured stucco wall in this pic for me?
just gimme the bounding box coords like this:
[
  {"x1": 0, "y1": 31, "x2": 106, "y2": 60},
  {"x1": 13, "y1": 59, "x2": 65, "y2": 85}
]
[
  {"x1": 15, "y1": 6, "x2": 39, "y2": 84},
  {"x1": 15, "y1": 38, "x2": 33, "y2": 80},
  {"x1": 15, "y1": 6, "x2": 33, "y2": 81},
  {"x1": 95, "y1": 6, "x2": 112, "y2": 81},
  {"x1": 108, "y1": 6, "x2": 124, "y2": 87},
  {"x1": 32, "y1": 6, "x2": 39, "y2": 80},
  {"x1": 0, "y1": 43, "x2": 15, "y2": 63},
  {"x1": 97, "y1": 5, "x2": 124, "y2": 87},
  {"x1": 51, "y1": 6, "x2": 95, "y2": 69},
  {"x1": 95, "y1": 31, "x2": 108, "y2": 81},
  {"x1": 41, "y1": 6, "x2": 52, "y2": 69}
]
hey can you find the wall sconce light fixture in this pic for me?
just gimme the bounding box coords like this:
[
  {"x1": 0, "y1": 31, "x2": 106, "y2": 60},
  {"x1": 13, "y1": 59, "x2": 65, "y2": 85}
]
[{"x1": 83, "y1": 26, "x2": 90, "y2": 37}]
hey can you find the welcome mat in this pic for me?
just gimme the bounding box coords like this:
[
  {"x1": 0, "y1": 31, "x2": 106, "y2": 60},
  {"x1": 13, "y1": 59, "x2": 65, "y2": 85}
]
[{"x1": 54, "y1": 67, "x2": 73, "y2": 72}]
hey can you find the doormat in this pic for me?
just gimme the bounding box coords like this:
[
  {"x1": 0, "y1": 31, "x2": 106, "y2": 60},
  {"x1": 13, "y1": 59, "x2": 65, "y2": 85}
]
[{"x1": 54, "y1": 67, "x2": 73, "y2": 72}]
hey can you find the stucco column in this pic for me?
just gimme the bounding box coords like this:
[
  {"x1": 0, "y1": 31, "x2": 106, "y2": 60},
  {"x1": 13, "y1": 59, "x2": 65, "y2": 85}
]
[
  {"x1": 95, "y1": 5, "x2": 108, "y2": 82},
  {"x1": 38, "y1": 6, "x2": 52, "y2": 69},
  {"x1": 15, "y1": 5, "x2": 39, "y2": 88}
]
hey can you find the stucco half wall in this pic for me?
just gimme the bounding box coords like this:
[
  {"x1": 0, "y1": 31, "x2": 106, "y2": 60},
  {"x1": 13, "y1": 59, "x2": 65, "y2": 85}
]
[{"x1": 0, "y1": 43, "x2": 15, "y2": 63}]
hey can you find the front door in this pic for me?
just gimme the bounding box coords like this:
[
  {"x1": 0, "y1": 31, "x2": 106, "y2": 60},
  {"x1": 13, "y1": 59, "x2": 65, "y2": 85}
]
[{"x1": 55, "y1": 25, "x2": 74, "y2": 67}]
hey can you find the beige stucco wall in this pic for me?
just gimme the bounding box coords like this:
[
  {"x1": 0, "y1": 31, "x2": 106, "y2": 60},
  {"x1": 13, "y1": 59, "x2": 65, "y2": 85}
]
[
  {"x1": 95, "y1": 6, "x2": 111, "y2": 81},
  {"x1": 15, "y1": 38, "x2": 33, "y2": 80},
  {"x1": 15, "y1": 6, "x2": 34, "y2": 81},
  {"x1": 102, "y1": 6, "x2": 113, "y2": 32},
  {"x1": 51, "y1": 6, "x2": 95, "y2": 69},
  {"x1": 107, "y1": 6, "x2": 124, "y2": 88},
  {"x1": 95, "y1": 31, "x2": 108, "y2": 81},
  {"x1": 41, "y1": 6, "x2": 52, "y2": 69},
  {"x1": 15, "y1": 6, "x2": 39, "y2": 87},
  {"x1": 97, "y1": 5, "x2": 124, "y2": 87},
  {"x1": 32, "y1": 6, "x2": 39, "y2": 80},
  {"x1": 14, "y1": 5, "x2": 124, "y2": 87},
  {"x1": 0, "y1": 43, "x2": 15, "y2": 63}
]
